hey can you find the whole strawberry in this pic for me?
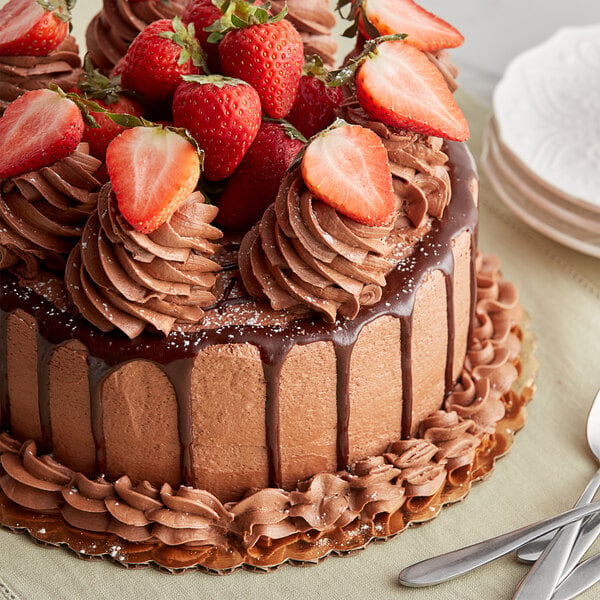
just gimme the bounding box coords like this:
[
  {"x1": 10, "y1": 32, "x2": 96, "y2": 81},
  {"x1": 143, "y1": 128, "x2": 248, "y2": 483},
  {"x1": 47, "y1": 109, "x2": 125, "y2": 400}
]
[
  {"x1": 0, "y1": 88, "x2": 84, "y2": 179},
  {"x1": 208, "y1": 1, "x2": 303, "y2": 119},
  {"x1": 286, "y1": 56, "x2": 344, "y2": 139},
  {"x1": 73, "y1": 59, "x2": 144, "y2": 162},
  {"x1": 0, "y1": 0, "x2": 74, "y2": 56},
  {"x1": 173, "y1": 74, "x2": 261, "y2": 181},
  {"x1": 217, "y1": 121, "x2": 305, "y2": 230},
  {"x1": 181, "y1": 0, "x2": 224, "y2": 72},
  {"x1": 121, "y1": 17, "x2": 207, "y2": 102}
]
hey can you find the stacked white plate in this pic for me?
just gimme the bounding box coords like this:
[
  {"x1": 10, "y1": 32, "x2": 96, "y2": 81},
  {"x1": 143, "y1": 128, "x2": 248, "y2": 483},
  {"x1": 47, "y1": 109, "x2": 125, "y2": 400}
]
[{"x1": 482, "y1": 24, "x2": 600, "y2": 258}]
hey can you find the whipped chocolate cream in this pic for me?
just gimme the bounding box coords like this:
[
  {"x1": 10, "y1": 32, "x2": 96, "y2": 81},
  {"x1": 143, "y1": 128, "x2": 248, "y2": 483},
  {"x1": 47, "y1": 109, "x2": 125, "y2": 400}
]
[
  {"x1": 0, "y1": 144, "x2": 101, "y2": 277},
  {"x1": 0, "y1": 36, "x2": 82, "y2": 115},
  {"x1": 271, "y1": 0, "x2": 338, "y2": 67},
  {"x1": 239, "y1": 167, "x2": 396, "y2": 322},
  {"x1": 427, "y1": 50, "x2": 459, "y2": 93},
  {"x1": 65, "y1": 184, "x2": 222, "y2": 338},
  {"x1": 86, "y1": 0, "x2": 186, "y2": 74}
]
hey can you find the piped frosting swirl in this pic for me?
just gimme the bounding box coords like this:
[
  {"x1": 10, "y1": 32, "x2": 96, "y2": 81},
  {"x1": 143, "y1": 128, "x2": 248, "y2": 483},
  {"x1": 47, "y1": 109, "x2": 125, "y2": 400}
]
[
  {"x1": 0, "y1": 36, "x2": 82, "y2": 115},
  {"x1": 340, "y1": 97, "x2": 452, "y2": 227},
  {"x1": 85, "y1": 0, "x2": 186, "y2": 74},
  {"x1": 271, "y1": 0, "x2": 338, "y2": 67},
  {"x1": 239, "y1": 167, "x2": 396, "y2": 322},
  {"x1": 0, "y1": 143, "x2": 102, "y2": 277},
  {"x1": 65, "y1": 183, "x2": 222, "y2": 338}
]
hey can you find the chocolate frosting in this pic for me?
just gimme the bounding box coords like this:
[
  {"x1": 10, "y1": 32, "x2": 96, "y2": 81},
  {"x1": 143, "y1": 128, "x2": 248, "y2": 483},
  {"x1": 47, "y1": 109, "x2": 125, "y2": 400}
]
[
  {"x1": 0, "y1": 36, "x2": 82, "y2": 115},
  {"x1": 340, "y1": 97, "x2": 452, "y2": 228},
  {"x1": 86, "y1": 0, "x2": 186, "y2": 74},
  {"x1": 426, "y1": 50, "x2": 459, "y2": 94},
  {"x1": 65, "y1": 184, "x2": 223, "y2": 338},
  {"x1": 0, "y1": 143, "x2": 101, "y2": 277},
  {"x1": 0, "y1": 241, "x2": 522, "y2": 548},
  {"x1": 239, "y1": 167, "x2": 396, "y2": 322},
  {"x1": 271, "y1": 0, "x2": 338, "y2": 67}
]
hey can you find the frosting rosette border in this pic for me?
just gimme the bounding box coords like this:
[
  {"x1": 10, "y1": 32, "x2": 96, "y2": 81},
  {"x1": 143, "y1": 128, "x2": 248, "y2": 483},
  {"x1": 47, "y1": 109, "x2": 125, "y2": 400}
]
[{"x1": 0, "y1": 268, "x2": 537, "y2": 574}]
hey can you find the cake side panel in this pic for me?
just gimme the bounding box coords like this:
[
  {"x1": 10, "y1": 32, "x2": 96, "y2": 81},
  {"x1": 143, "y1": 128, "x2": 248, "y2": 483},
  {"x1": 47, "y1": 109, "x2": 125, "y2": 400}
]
[
  {"x1": 452, "y1": 231, "x2": 473, "y2": 382},
  {"x1": 347, "y1": 315, "x2": 402, "y2": 464},
  {"x1": 6, "y1": 310, "x2": 41, "y2": 442},
  {"x1": 102, "y1": 361, "x2": 181, "y2": 487},
  {"x1": 190, "y1": 343, "x2": 269, "y2": 503},
  {"x1": 49, "y1": 341, "x2": 96, "y2": 475},
  {"x1": 409, "y1": 269, "x2": 448, "y2": 435},
  {"x1": 279, "y1": 340, "x2": 337, "y2": 489}
]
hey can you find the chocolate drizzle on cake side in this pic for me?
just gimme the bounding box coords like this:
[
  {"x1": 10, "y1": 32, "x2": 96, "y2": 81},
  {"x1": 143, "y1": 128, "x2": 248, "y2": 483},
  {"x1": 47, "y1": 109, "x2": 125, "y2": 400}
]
[{"x1": 0, "y1": 142, "x2": 478, "y2": 493}]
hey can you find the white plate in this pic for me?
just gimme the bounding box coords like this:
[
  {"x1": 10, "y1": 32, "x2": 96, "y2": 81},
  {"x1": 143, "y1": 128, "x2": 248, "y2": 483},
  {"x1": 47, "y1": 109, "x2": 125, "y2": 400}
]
[
  {"x1": 486, "y1": 119, "x2": 600, "y2": 234},
  {"x1": 482, "y1": 123, "x2": 600, "y2": 259},
  {"x1": 493, "y1": 24, "x2": 600, "y2": 210}
]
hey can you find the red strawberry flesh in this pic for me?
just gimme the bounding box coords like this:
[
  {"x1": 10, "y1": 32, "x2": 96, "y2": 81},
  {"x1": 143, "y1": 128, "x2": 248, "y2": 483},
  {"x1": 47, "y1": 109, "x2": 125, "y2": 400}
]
[
  {"x1": 356, "y1": 40, "x2": 469, "y2": 141},
  {"x1": 0, "y1": 88, "x2": 83, "y2": 180},
  {"x1": 106, "y1": 126, "x2": 201, "y2": 234},
  {"x1": 0, "y1": 0, "x2": 68, "y2": 56},
  {"x1": 301, "y1": 124, "x2": 396, "y2": 226},
  {"x1": 363, "y1": 0, "x2": 464, "y2": 52}
]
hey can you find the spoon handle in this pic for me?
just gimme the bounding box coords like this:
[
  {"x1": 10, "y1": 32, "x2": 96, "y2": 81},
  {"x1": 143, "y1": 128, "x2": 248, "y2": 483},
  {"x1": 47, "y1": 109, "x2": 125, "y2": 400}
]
[
  {"x1": 398, "y1": 502, "x2": 600, "y2": 588},
  {"x1": 517, "y1": 468, "x2": 600, "y2": 565},
  {"x1": 560, "y1": 510, "x2": 600, "y2": 583},
  {"x1": 551, "y1": 553, "x2": 600, "y2": 600},
  {"x1": 512, "y1": 468, "x2": 600, "y2": 599}
]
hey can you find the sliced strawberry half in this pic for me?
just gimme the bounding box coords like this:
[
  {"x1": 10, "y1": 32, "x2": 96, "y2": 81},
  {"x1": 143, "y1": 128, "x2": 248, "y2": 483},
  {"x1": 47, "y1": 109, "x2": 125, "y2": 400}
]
[
  {"x1": 359, "y1": 0, "x2": 463, "y2": 52},
  {"x1": 106, "y1": 126, "x2": 201, "y2": 234},
  {"x1": 0, "y1": 0, "x2": 71, "y2": 57},
  {"x1": 356, "y1": 39, "x2": 469, "y2": 141},
  {"x1": 0, "y1": 88, "x2": 84, "y2": 179},
  {"x1": 301, "y1": 123, "x2": 395, "y2": 226}
]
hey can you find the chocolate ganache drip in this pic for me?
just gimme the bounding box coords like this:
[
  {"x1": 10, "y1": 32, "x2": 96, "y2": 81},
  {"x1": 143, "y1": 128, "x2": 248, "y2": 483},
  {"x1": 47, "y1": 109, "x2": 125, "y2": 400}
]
[
  {"x1": 65, "y1": 184, "x2": 222, "y2": 339},
  {"x1": 239, "y1": 166, "x2": 396, "y2": 322},
  {"x1": 86, "y1": 0, "x2": 186, "y2": 74},
  {"x1": 340, "y1": 97, "x2": 452, "y2": 229},
  {"x1": 0, "y1": 36, "x2": 82, "y2": 116},
  {"x1": 271, "y1": 0, "x2": 338, "y2": 67},
  {"x1": 0, "y1": 143, "x2": 101, "y2": 277}
]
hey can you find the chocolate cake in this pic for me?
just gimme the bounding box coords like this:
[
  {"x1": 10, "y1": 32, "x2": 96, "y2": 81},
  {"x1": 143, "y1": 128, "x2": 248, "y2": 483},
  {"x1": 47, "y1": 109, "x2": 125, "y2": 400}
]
[{"x1": 0, "y1": 0, "x2": 528, "y2": 571}]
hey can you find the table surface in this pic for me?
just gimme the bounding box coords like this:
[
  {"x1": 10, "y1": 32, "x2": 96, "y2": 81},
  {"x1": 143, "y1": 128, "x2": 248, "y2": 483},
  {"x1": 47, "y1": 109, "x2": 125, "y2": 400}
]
[{"x1": 1, "y1": 2, "x2": 600, "y2": 599}]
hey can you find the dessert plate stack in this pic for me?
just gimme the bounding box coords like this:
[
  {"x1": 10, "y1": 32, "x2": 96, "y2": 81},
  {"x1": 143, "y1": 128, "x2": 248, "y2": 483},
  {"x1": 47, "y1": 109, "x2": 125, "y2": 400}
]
[{"x1": 482, "y1": 24, "x2": 600, "y2": 258}]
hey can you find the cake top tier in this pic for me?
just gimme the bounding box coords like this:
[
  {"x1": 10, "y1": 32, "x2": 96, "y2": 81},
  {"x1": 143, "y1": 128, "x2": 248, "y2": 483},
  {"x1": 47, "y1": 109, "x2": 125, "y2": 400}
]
[{"x1": 0, "y1": 0, "x2": 469, "y2": 337}]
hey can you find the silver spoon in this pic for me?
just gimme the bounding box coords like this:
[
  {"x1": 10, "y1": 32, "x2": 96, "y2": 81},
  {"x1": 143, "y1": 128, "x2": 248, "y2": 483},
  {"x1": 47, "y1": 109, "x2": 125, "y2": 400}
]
[
  {"x1": 398, "y1": 501, "x2": 600, "y2": 587},
  {"x1": 512, "y1": 388, "x2": 600, "y2": 599}
]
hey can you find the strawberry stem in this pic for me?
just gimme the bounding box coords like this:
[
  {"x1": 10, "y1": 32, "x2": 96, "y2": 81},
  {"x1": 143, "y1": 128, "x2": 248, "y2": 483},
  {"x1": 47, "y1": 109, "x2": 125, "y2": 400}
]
[
  {"x1": 301, "y1": 55, "x2": 333, "y2": 81},
  {"x1": 181, "y1": 73, "x2": 252, "y2": 89},
  {"x1": 205, "y1": 1, "x2": 287, "y2": 44},
  {"x1": 77, "y1": 55, "x2": 125, "y2": 106},
  {"x1": 158, "y1": 16, "x2": 208, "y2": 72},
  {"x1": 262, "y1": 117, "x2": 308, "y2": 143},
  {"x1": 37, "y1": 0, "x2": 75, "y2": 23},
  {"x1": 329, "y1": 33, "x2": 407, "y2": 87}
]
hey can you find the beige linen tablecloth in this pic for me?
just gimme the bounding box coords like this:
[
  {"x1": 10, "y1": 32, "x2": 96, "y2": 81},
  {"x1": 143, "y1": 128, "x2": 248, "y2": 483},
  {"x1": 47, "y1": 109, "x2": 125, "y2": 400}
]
[{"x1": 1, "y1": 5, "x2": 600, "y2": 599}]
